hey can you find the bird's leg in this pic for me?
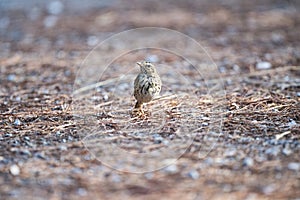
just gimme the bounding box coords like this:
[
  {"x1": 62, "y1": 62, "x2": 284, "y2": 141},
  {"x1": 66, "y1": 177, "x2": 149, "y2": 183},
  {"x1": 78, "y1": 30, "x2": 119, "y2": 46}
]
[
  {"x1": 134, "y1": 101, "x2": 142, "y2": 109},
  {"x1": 132, "y1": 101, "x2": 145, "y2": 117}
]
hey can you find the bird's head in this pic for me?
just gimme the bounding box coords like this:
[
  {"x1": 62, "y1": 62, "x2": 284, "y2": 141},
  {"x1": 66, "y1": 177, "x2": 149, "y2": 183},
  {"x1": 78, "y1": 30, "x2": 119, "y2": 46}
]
[{"x1": 137, "y1": 61, "x2": 157, "y2": 75}]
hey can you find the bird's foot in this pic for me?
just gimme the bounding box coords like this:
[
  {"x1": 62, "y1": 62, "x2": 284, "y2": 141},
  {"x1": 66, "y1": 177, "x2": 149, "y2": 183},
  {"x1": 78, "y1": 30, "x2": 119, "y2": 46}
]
[{"x1": 131, "y1": 108, "x2": 148, "y2": 119}]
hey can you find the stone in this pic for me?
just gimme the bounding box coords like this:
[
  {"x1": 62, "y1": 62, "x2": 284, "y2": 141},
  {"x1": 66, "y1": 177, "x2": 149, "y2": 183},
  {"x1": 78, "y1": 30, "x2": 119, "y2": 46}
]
[
  {"x1": 10, "y1": 164, "x2": 20, "y2": 176},
  {"x1": 256, "y1": 62, "x2": 272, "y2": 70}
]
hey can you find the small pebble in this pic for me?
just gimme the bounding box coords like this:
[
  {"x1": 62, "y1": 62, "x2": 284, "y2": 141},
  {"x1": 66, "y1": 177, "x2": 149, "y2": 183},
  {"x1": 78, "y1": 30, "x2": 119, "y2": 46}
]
[
  {"x1": 77, "y1": 188, "x2": 87, "y2": 196},
  {"x1": 201, "y1": 122, "x2": 209, "y2": 126},
  {"x1": 233, "y1": 64, "x2": 240, "y2": 72},
  {"x1": 59, "y1": 145, "x2": 68, "y2": 151},
  {"x1": 265, "y1": 146, "x2": 280, "y2": 156},
  {"x1": 47, "y1": 1, "x2": 64, "y2": 15},
  {"x1": 287, "y1": 162, "x2": 300, "y2": 171},
  {"x1": 103, "y1": 94, "x2": 109, "y2": 101},
  {"x1": 162, "y1": 140, "x2": 169, "y2": 145},
  {"x1": 243, "y1": 157, "x2": 254, "y2": 167},
  {"x1": 20, "y1": 149, "x2": 31, "y2": 156},
  {"x1": 282, "y1": 147, "x2": 292, "y2": 156},
  {"x1": 263, "y1": 184, "x2": 276, "y2": 195},
  {"x1": 43, "y1": 140, "x2": 49, "y2": 145},
  {"x1": 287, "y1": 119, "x2": 297, "y2": 128},
  {"x1": 153, "y1": 134, "x2": 164, "y2": 144},
  {"x1": 7, "y1": 74, "x2": 16, "y2": 81},
  {"x1": 44, "y1": 15, "x2": 58, "y2": 28},
  {"x1": 204, "y1": 157, "x2": 213, "y2": 165},
  {"x1": 144, "y1": 172, "x2": 153, "y2": 180},
  {"x1": 68, "y1": 135, "x2": 73, "y2": 141},
  {"x1": 256, "y1": 62, "x2": 272, "y2": 70},
  {"x1": 224, "y1": 148, "x2": 236, "y2": 157},
  {"x1": 10, "y1": 164, "x2": 20, "y2": 176},
  {"x1": 71, "y1": 168, "x2": 82, "y2": 174},
  {"x1": 14, "y1": 119, "x2": 22, "y2": 126},
  {"x1": 111, "y1": 173, "x2": 122, "y2": 183},
  {"x1": 187, "y1": 169, "x2": 200, "y2": 180},
  {"x1": 35, "y1": 152, "x2": 46, "y2": 160},
  {"x1": 87, "y1": 36, "x2": 98, "y2": 46},
  {"x1": 271, "y1": 33, "x2": 284, "y2": 44},
  {"x1": 24, "y1": 136, "x2": 30, "y2": 141},
  {"x1": 15, "y1": 96, "x2": 21, "y2": 102},
  {"x1": 91, "y1": 96, "x2": 101, "y2": 101},
  {"x1": 201, "y1": 117, "x2": 210, "y2": 121},
  {"x1": 64, "y1": 69, "x2": 71, "y2": 76},
  {"x1": 163, "y1": 165, "x2": 178, "y2": 174},
  {"x1": 12, "y1": 139, "x2": 20, "y2": 146},
  {"x1": 194, "y1": 81, "x2": 201, "y2": 87},
  {"x1": 219, "y1": 66, "x2": 226, "y2": 73},
  {"x1": 5, "y1": 133, "x2": 13, "y2": 137}
]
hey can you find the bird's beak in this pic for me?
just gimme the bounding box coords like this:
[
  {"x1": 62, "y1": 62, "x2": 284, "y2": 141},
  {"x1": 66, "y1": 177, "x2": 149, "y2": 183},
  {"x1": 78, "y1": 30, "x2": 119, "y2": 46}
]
[{"x1": 136, "y1": 62, "x2": 142, "y2": 66}]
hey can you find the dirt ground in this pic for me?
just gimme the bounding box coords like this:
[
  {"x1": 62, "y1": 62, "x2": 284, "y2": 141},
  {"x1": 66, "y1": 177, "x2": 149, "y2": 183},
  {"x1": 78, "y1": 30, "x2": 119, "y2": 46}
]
[{"x1": 0, "y1": 0, "x2": 299, "y2": 199}]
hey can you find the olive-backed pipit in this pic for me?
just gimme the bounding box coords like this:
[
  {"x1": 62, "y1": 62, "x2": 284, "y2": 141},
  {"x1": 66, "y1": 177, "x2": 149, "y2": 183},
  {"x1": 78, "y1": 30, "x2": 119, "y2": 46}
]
[{"x1": 133, "y1": 61, "x2": 162, "y2": 114}]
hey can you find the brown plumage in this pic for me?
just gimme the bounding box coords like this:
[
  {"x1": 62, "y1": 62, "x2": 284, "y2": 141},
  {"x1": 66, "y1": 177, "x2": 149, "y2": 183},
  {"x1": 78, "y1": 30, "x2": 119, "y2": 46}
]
[{"x1": 133, "y1": 61, "x2": 162, "y2": 113}]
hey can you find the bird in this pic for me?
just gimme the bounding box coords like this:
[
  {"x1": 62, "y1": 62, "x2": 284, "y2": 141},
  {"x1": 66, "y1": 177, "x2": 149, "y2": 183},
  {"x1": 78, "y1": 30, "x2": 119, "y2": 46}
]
[{"x1": 133, "y1": 61, "x2": 162, "y2": 115}]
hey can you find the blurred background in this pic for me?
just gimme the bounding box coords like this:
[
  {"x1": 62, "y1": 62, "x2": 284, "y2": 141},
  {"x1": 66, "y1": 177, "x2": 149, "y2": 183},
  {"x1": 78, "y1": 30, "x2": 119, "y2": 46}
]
[
  {"x1": 0, "y1": 1, "x2": 299, "y2": 200},
  {"x1": 0, "y1": 0, "x2": 299, "y2": 71}
]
